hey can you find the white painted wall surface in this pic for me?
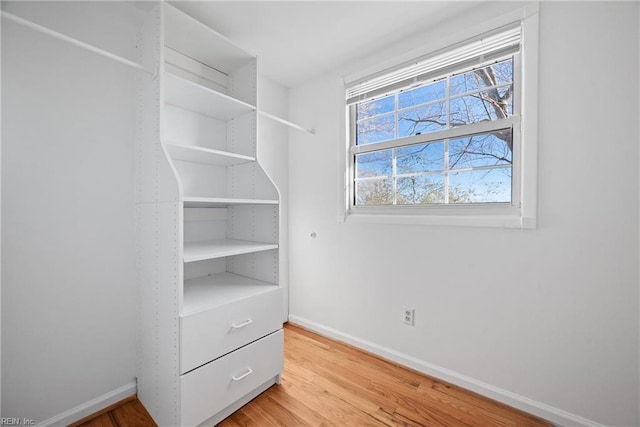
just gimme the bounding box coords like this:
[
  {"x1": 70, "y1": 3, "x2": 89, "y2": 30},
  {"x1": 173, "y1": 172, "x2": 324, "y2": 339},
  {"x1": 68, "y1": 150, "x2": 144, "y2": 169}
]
[
  {"x1": 1, "y1": 2, "x2": 142, "y2": 422},
  {"x1": 288, "y1": 2, "x2": 640, "y2": 425},
  {"x1": 257, "y1": 76, "x2": 290, "y2": 321},
  {"x1": 1, "y1": 8, "x2": 3, "y2": 419}
]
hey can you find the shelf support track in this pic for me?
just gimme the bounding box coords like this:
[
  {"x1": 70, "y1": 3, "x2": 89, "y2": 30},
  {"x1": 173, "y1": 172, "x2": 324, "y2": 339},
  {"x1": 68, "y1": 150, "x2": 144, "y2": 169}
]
[{"x1": 1, "y1": 10, "x2": 154, "y2": 76}]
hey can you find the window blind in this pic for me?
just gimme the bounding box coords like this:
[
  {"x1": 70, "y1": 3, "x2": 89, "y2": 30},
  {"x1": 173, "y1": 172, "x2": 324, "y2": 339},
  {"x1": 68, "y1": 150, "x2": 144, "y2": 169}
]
[{"x1": 346, "y1": 23, "x2": 521, "y2": 106}]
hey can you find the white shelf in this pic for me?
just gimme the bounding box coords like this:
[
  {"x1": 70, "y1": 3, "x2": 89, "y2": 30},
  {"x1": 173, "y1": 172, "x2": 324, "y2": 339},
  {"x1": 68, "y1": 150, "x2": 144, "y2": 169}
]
[
  {"x1": 183, "y1": 197, "x2": 279, "y2": 208},
  {"x1": 164, "y1": 72, "x2": 255, "y2": 120},
  {"x1": 184, "y1": 239, "x2": 278, "y2": 263},
  {"x1": 182, "y1": 272, "x2": 278, "y2": 315},
  {"x1": 165, "y1": 4, "x2": 255, "y2": 75},
  {"x1": 165, "y1": 143, "x2": 255, "y2": 166}
]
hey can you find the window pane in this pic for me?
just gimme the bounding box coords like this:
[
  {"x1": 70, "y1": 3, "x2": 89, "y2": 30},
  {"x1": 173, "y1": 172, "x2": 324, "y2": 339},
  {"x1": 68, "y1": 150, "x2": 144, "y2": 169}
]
[
  {"x1": 398, "y1": 80, "x2": 446, "y2": 109},
  {"x1": 355, "y1": 178, "x2": 393, "y2": 205},
  {"x1": 357, "y1": 95, "x2": 395, "y2": 120},
  {"x1": 357, "y1": 114, "x2": 395, "y2": 145},
  {"x1": 449, "y1": 131, "x2": 512, "y2": 170},
  {"x1": 356, "y1": 150, "x2": 392, "y2": 178},
  {"x1": 450, "y1": 59, "x2": 513, "y2": 95},
  {"x1": 448, "y1": 168, "x2": 511, "y2": 203},
  {"x1": 397, "y1": 175, "x2": 445, "y2": 205},
  {"x1": 398, "y1": 102, "x2": 446, "y2": 137},
  {"x1": 449, "y1": 88, "x2": 512, "y2": 125},
  {"x1": 396, "y1": 142, "x2": 444, "y2": 174}
]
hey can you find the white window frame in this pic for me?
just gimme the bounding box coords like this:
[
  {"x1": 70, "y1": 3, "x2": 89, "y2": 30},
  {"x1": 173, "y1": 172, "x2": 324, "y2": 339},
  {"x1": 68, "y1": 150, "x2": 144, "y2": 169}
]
[{"x1": 338, "y1": 4, "x2": 539, "y2": 229}]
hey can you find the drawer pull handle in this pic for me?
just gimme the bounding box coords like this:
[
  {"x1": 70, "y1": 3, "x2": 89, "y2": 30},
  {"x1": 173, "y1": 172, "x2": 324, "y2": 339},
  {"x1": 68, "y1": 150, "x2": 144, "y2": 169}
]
[
  {"x1": 232, "y1": 368, "x2": 253, "y2": 381},
  {"x1": 231, "y1": 319, "x2": 253, "y2": 329}
]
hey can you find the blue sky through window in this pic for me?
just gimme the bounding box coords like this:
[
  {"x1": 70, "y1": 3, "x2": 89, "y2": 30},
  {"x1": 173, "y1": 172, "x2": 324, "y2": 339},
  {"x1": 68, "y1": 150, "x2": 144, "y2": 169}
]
[{"x1": 353, "y1": 58, "x2": 514, "y2": 206}]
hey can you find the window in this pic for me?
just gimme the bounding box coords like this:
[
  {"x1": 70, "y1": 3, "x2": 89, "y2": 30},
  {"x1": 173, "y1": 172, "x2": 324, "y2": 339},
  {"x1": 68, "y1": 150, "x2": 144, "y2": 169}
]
[{"x1": 343, "y1": 19, "x2": 537, "y2": 227}]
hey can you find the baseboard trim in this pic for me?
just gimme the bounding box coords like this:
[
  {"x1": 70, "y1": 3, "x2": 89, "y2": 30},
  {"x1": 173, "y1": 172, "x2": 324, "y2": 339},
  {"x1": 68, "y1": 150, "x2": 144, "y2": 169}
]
[
  {"x1": 37, "y1": 381, "x2": 137, "y2": 427},
  {"x1": 288, "y1": 315, "x2": 604, "y2": 427}
]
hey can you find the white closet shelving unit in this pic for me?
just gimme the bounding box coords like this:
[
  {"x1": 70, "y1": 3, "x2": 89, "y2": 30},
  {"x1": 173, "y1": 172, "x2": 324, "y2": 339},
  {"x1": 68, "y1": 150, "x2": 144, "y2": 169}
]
[
  {"x1": 137, "y1": 3, "x2": 286, "y2": 426},
  {"x1": 3, "y1": 3, "x2": 310, "y2": 426}
]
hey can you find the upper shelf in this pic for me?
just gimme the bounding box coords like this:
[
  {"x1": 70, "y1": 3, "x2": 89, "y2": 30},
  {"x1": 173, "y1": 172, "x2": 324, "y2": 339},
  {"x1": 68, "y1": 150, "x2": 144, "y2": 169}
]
[
  {"x1": 164, "y1": 72, "x2": 255, "y2": 120},
  {"x1": 184, "y1": 239, "x2": 278, "y2": 263},
  {"x1": 182, "y1": 272, "x2": 278, "y2": 316},
  {"x1": 165, "y1": 143, "x2": 255, "y2": 166},
  {"x1": 164, "y1": 4, "x2": 254, "y2": 75},
  {"x1": 183, "y1": 197, "x2": 279, "y2": 208}
]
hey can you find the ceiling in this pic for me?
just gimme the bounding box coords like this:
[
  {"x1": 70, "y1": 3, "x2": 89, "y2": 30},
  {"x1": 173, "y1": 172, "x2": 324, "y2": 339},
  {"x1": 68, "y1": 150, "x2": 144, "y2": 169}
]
[{"x1": 171, "y1": 1, "x2": 482, "y2": 89}]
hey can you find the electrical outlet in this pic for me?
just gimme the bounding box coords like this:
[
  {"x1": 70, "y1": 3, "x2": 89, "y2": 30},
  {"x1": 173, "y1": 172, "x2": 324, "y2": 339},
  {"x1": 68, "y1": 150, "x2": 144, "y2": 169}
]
[{"x1": 403, "y1": 308, "x2": 415, "y2": 326}]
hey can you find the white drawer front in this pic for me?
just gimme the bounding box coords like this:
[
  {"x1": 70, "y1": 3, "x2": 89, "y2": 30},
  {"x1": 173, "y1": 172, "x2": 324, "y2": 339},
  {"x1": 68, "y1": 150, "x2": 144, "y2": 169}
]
[
  {"x1": 181, "y1": 329, "x2": 284, "y2": 427},
  {"x1": 181, "y1": 287, "x2": 282, "y2": 373}
]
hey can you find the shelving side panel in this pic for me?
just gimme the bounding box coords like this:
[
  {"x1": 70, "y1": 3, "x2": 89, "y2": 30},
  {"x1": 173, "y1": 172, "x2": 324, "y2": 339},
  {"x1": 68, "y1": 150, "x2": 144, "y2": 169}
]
[
  {"x1": 137, "y1": 5, "x2": 182, "y2": 426},
  {"x1": 227, "y1": 205, "x2": 279, "y2": 244},
  {"x1": 164, "y1": 104, "x2": 227, "y2": 152},
  {"x1": 183, "y1": 206, "x2": 227, "y2": 243},
  {"x1": 173, "y1": 160, "x2": 227, "y2": 198},
  {"x1": 256, "y1": 108, "x2": 289, "y2": 322},
  {"x1": 228, "y1": 162, "x2": 279, "y2": 201},
  {"x1": 229, "y1": 58, "x2": 257, "y2": 107},
  {"x1": 137, "y1": 4, "x2": 179, "y2": 205},
  {"x1": 227, "y1": 204, "x2": 279, "y2": 285},
  {"x1": 227, "y1": 111, "x2": 256, "y2": 158},
  {"x1": 226, "y1": 251, "x2": 279, "y2": 287},
  {"x1": 137, "y1": 200, "x2": 182, "y2": 426}
]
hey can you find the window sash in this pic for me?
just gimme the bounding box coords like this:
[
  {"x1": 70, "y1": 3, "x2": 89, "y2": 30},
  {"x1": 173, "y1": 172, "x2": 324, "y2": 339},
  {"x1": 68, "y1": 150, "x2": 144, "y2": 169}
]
[
  {"x1": 346, "y1": 31, "x2": 522, "y2": 211},
  {"x1": 350, "y1": 116, "x2": 519, "y2": 155},
  {"x1": 348, "y1": 114, "x2": 522, "y2": 208},
  {"x1": 346, "y1": 23, "x2": 521, "y2": 105},
  {"x1": 352, "y1": 128, "x2": 515, "y2": 207}
]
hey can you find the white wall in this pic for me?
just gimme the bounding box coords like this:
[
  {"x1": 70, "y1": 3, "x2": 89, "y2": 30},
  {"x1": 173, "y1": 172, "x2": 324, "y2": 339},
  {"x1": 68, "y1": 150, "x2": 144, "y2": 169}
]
[
  {"x1": 1, "y1": 8, "x2": 3, "y2": 419},
  {"x1": 257, "y1": 76, "x2": 290, "y2": 320},
  {"x1": 288, "y1": 2, "x2": 640, "y2": 426},
  {"x1": 1, "y1": 2, "x2": 143, "y2": 422}
]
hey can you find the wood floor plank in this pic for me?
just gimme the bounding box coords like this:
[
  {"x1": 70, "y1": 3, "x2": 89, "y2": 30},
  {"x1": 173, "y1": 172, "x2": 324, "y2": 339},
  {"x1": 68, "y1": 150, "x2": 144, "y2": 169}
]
[
  {"x1": 286, "y1": 323, "x2": 549, "y2": 426},
  {"x1": 417, "y1": 383, "x2": 536, "y2": 427},
  {"x1": 287, "y1": 333, "x2": 467, "y2": 425},
  {"x1": 256, "y1": 382, "x2": 334, "y2": 426},
  {"x1": 219, "y1": 409, "x2": 257, "y2": 427},
  {"x1": 287, "y1": 327, "x2": 424, "y2": 389},
  {"x1": 110, "y1": 399, "x2": 156, "y2": 427},
  {"x1": 426, "y1": 381, "x2": 544, "y2": 426},
  {"x1": 68, "y1": 395, "x2": 137, "y2": 427},
  {"x1": 280, "y1": 367, "x2": 385, "y2": 425},
  {"x1": 76, "y1": 413, "x2": 116, "y2": 427},
  {"x1": 76, "y1": 323, "x2": 551, "y2": 427}
]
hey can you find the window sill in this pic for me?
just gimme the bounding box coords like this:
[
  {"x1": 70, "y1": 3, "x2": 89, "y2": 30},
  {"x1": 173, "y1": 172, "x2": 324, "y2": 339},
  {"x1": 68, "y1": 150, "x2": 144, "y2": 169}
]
[{"x1": 343, "y1": 210, "x2": 536, "y2": 229}]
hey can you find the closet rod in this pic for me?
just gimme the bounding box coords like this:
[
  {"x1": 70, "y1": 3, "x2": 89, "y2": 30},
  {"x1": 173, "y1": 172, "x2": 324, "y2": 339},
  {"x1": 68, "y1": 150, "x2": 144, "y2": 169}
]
[
  {"x1": 1, "y1": 11, "x2": 154, "y2": 76},
  {"x1": 259, "y1": 111, "x2": 316, "y2": 135}
]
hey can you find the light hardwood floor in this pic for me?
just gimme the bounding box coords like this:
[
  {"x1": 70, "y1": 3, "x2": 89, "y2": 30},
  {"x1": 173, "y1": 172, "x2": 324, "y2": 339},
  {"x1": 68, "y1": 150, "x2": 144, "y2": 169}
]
[{"x1": 76, "y1": 323, "x2": 550, "y2": 426}]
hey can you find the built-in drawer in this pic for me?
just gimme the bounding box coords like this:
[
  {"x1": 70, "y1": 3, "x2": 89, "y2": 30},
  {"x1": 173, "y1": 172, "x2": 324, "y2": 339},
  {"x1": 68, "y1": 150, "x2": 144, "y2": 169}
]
[
  {"x1": 180, "y1": 287, "x2": 282, "y2": 373},
  {"x1": 181, "y1": 329, "x2": 284, "y2": 427}
]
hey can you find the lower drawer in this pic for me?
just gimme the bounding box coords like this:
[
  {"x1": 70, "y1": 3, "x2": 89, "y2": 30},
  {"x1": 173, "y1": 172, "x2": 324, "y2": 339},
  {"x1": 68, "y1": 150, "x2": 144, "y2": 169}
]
[{"x1": 180, "y1": 329, "x2": 284, "y2": 427}]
